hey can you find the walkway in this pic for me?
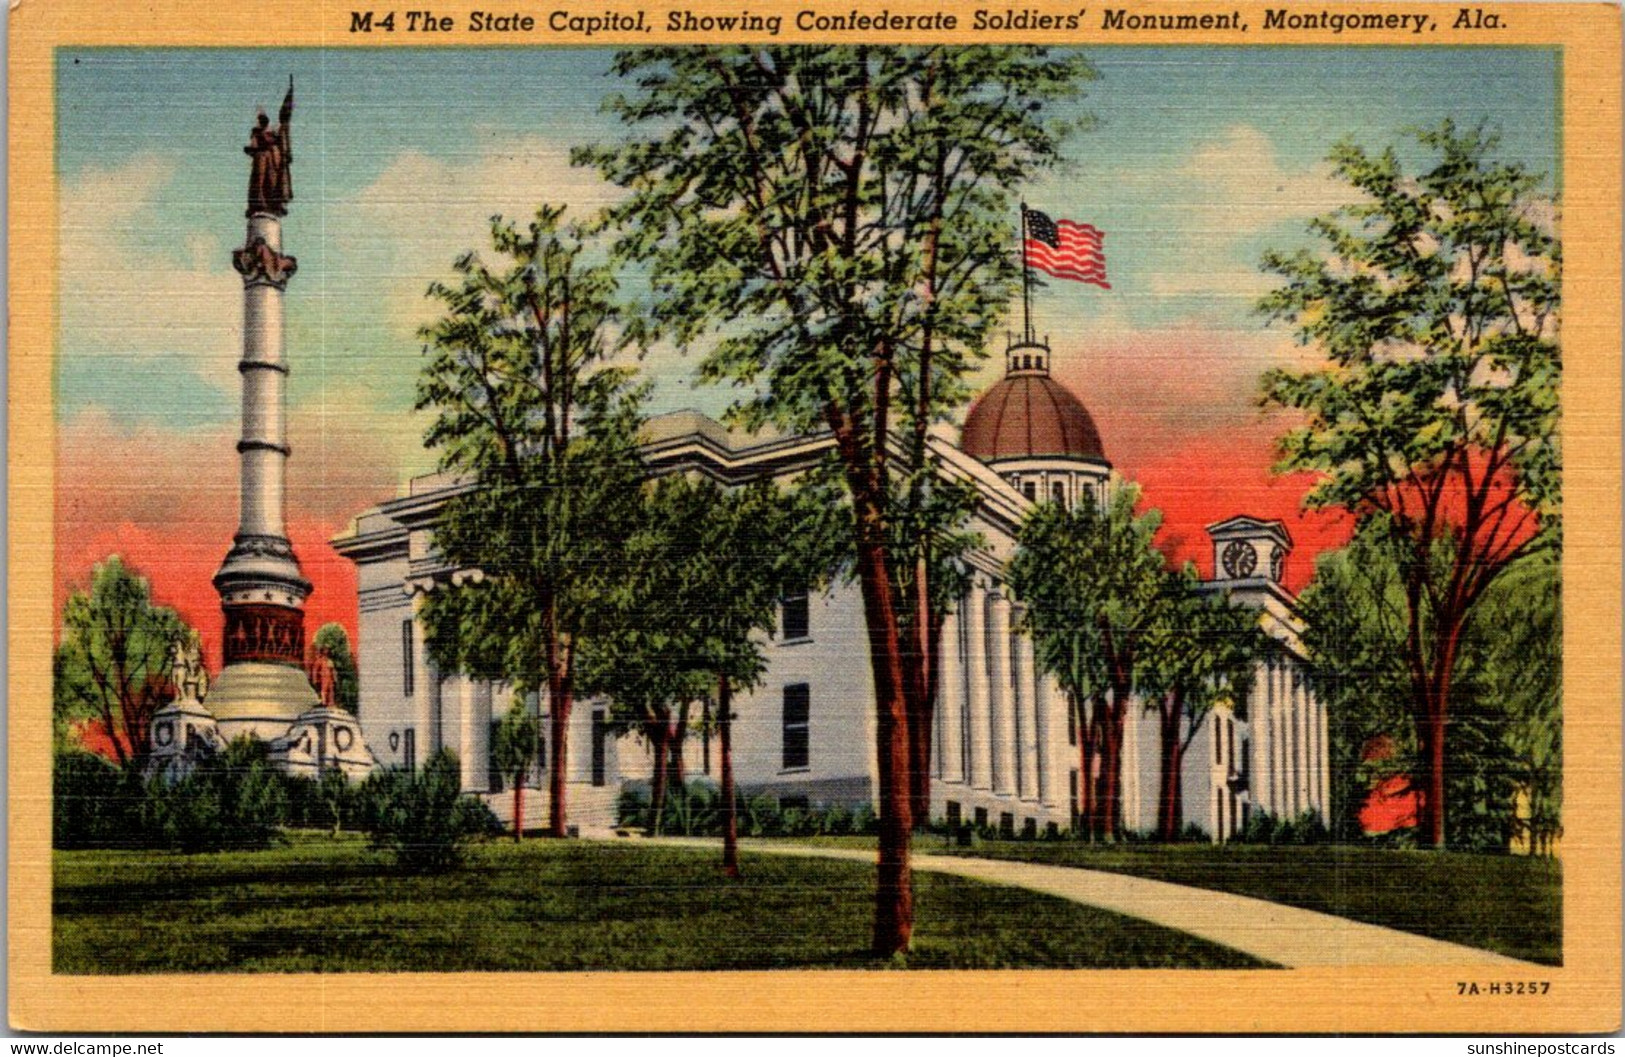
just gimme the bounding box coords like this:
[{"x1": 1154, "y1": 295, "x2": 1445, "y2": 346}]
[{"x1": 651, "y1": 837, "x2": 1531, "y2": 968}]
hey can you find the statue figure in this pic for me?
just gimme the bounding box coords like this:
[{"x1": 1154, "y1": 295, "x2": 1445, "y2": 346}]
[
  {"x1": 169, "y1": 632, "x2": 209, "y2": 706},
  {"x1": 245, "y1": 78, "x2": 294, "y2": 217},
  {"x1": 308, "y1": 645, "x2": 339, "y2": 712}
]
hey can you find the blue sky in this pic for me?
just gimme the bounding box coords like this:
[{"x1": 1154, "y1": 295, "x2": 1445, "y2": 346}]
[{"x1": 57, "y1": 45, "x2": 1561, "y2": 494}]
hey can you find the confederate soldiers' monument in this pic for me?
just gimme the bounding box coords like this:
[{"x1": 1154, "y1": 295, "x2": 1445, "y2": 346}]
[{"x1": 153, "y1": 80, "x2": 372, "y2": 777}]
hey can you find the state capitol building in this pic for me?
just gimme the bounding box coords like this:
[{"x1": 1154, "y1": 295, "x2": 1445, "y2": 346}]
[{"x1": 334, "y1": 339, "x2": 1328, "y2": 841}]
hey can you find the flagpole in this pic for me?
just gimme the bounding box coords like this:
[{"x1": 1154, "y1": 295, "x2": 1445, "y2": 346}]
[{"x1": 1019, "y1": 202, "x2": 1034, "y2": 345}]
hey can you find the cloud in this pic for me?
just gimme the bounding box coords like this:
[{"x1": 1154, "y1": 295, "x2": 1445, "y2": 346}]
[
  {"x1": 330, "y1": 136, "x2": 624, "y2": 340},
  {"x1": 1174, "y1": 125, "x2": 1347, "y2": 233},
  {"x1": 59, "y1": 155, "x2": 244, "y2": 393}
]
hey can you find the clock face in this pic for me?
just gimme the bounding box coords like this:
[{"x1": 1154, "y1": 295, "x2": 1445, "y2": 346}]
[{"x1": 1222, "y1": 540, "x2": 1257, "y2": 579}]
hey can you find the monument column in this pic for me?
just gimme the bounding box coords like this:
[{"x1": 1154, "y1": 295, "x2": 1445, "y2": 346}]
[{"x1": 208, "y1": 79, "x2": 325, "y2": 743}]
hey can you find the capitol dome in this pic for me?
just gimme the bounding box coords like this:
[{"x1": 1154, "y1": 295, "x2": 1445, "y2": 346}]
[
  {"x1": 959, "y1": 339, "x2": 1109, "y2": 507},
  {"x1": 962, "y1": 340, "x2": 1108, "y2": 463}
]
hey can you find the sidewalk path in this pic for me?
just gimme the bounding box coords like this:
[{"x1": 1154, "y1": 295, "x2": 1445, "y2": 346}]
[{"x1": 649, "y1": 837, "x2": 1530, "y2": 968}]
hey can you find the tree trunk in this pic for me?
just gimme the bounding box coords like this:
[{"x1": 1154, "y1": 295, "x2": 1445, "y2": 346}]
[
  {"x1": 673, "y1": 700, "x2": 691, "y2": 788},
  {"x1": 719, "y1": 673, "x2": 740, "y2": 878},
  {"x1": 650, "y1": 721, "x2": 673, "y2": 836},
  {"x1": 852, "y1": 502, "x2": 914, "y2": 957},
  {"x1": 1418, "y1": 630, "x2": 1462, "y2": 849},
  {"x1": 513, "y1": 776, "x2": 523, "y2": 842},
  {"x1": 905, "y1": 604, "x2": 941, "y2": 829},
  {"x1": 1156, "y1": 698, "x2": 1182, "y2": 843},
  {"x1": 545, "y1": 626, "x2": 573, "y2": 839}
]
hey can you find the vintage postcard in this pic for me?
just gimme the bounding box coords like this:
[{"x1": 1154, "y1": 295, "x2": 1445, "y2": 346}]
[{"x1": 8, "y1": 0, "x2": 1621, "y2": 1035}]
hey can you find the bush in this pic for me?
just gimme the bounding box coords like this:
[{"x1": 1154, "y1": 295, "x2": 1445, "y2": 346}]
[
  {"x1": 53, "y1": 750, "x2": 141, "y2": 849},
  {"x1": 140, "y1": 738, "x2": 289, "y2": 852},
  {"x1": 361, "y1": 750, "x2": 498, "y2": 872},
  {"x1": 1235, "y1": 809, "x2": 1330, "y2": 846},
  {"x1": 617, "y1": 781, "x2": 880, "y2": 839},
  {"x1": 54, "y1": 740, "x2": 291, "y2": 852}
]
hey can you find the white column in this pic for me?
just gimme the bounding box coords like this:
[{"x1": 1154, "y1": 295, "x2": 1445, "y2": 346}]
[
  {"x1": 1251, "y1": 661, "x2": 1271, "y2": 817},
  {"x1": 963, "y1": 583, "x2": 991, "y2": 790},
  {"x1": 1317, "y1": 690, "x2": 1331, "y2": 819},
  {"x1": 989, "y1": 592, "x2": 1016, "y2": 796},
  {"x1": 939, "y1": 607, "x2": 965, "y2": 784},
  {"x1": 1033, "y1": 649, "x2": 1051, "y2": 806},
  {"x1": 457, "y1": 677, "x2": 493, "y2": 793},
  {"x1": 1018, "y1": 625, "x2": 1040, "y2": 802},
  {"x1": 1270, "y1": 659, "x2": 1286, "y2": 815},
  {"x1": 237, "y1": 214, "x2": 289, "y2": 540},
  {"x1": 1293, "y1": 671, "x2": 1308, "y2": 815},
  {"x1": 409, "y1": 594, "x2": 435, "y2": 763}
]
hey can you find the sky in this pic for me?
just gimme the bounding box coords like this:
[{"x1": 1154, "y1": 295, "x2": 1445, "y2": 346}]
[{"x1": 54, "y1": 45, "x2": 1562, "y2": 665}]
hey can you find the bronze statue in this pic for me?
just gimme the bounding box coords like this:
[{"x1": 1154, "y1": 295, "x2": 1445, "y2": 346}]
[{"x1": 245, "y1": 77, "x2": 294, "y2": 217}]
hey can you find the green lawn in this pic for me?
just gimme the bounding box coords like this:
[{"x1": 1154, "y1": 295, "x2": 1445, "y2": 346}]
[
  {"x1": 796, "y1": 835, "x2": 1562, "y2": 965},
  {"x1": 54, "y1": 833, "x2": 1271, "y2": 973}
]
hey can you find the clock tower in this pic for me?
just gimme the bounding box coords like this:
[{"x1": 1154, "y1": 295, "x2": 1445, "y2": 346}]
[{"x1": 1206, "y1": 515, "x2": 1292, "y2": 585}]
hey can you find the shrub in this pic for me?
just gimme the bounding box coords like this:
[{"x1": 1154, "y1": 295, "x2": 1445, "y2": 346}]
[
  {"x1": 1235, "y1": 808, "x2": 1330, "y2": 847},
  {"x1": 361, "y1": 750, "x2": 498, "y2": 872},
  {"x1": 140, "y1": 738, "x2": 289, "y2": 852},
  {"x1": 53, "y1": 750, "x2": 141, "y2": 849}
]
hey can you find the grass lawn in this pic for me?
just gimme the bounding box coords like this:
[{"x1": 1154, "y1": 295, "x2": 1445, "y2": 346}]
[
  {"x1": 54, "y1": 833, "x2": 1271, "y2": 973},
  {"x1": 795, "y1": 835, "x2": 1561, "y2": 965}
]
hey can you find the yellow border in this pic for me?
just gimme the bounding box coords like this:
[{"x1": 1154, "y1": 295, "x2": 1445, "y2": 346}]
[{"x1": 10, "y1": 0, "x2": 1621, "y2": 1034}]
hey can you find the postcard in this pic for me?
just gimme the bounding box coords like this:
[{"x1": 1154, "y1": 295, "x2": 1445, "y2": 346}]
[{"x1": 9, "y1": 0, "x2": 1621, "y2": 1035}]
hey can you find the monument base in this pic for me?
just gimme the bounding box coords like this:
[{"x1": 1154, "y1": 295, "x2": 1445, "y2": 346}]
[{"x1": 209, "y1": 661, "x2": 321, "y2": 744}]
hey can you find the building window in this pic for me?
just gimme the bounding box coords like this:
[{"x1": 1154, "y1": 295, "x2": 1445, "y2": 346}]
[
  {"x1": 1067, "y1": 701, "x2": 1077, "y2": 746},
  {"x1": 402, "y1": 619, "x2": 415, "y2": 696},
  {"x1": 591, "y1": 710, "x2": 608, "y2": 787},
  {"x1": 403, "y1": 728, "x2": 416, "y2": 772},
  {"x1": 1215, "y1": 718, "x2": 1224, "y2": 765},
  {"x1": 782, "y1": 683, "x2": 810, "y2": 770},
  {"x1": 780, "y1": 590, "x2": 810, "y2": 641},
  {"x1": 999, "y1": 812, "x2": 1015, "y2": 838},
  {"x1": 946, "y1": 801, "x2": 961, "y2": 829},
  {"x1": 1023, "y1": 481, "x2": 1038, "y2": 501},
  {"x1": 1051, "y1": 481, "x2": 1066, "y2": 506}
]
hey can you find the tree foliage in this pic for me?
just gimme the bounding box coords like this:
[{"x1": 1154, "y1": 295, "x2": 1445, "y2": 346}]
[
  {"x1": 582, "y1": 45, "x2": 1094, "y2": 953},
  {"x1": 1008, "y1": 484, "x2": 1167, "y2": 840},
  {"x1": 1258, "y1": 120, "x2": 1560, "y2": 846},
  {"x1": 1139, "y1": 566, "x2": 1261, "y2": 841},
  {"x1": 1300, "y1": 523, "x2": 1561, "y2": 852},
  {"x1": 55, "y1": 556, "x2": 189, "y2": 766},
  {"x1": 415, "y1": 204, "x2": 647, "y2": 837}
]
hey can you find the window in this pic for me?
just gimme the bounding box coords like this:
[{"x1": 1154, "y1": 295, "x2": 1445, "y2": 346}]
[
  {"x1": 591, "y1": 710, "x2": 608, "y2": 787},
  {"x1": 1068, "y1": 702, "x2": 1078, "y2": 746},
  {"x1": 402, "y1": 619, "x2": 415, "y2": 696},
  {"x1": 1022, "y1": 817, "x2": 1038, "y2": 839},
  {"x1": 1070, "y1": 771, "x2": 1079, "y2": 824},
  {"x1": 780, "y1": 590, "x2": 810, "y2": 641},
  {"x1": 1052, "y1": 481, "x2": 1066, "y2": 506},
  {"x1": 946, "y1": 801, "x2": 961, "y2": 829},
  {"x1": 1215, "y1": 719, "x2": 1224, "y2": 764},
  {"x1": 781, "y1": 683, "x2": 810, "y2": 770},
  {"x1": 974, "y1": 807, "x2": 988, "y2": 828},
  {"x1": 999, "y1": 812, "x2": 1015, "y2": 838},
  {"x1": 1023, "y1": 481, "x2": 1038, "y2": 501},
  {"x1": 1227, "y1": 720, "x2": 1236, "y2": 771},
  {"x1": 403, "y1": 728, "x2": 416, "y2": 772}
]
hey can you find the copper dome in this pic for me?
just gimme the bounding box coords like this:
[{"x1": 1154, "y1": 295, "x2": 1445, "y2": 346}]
[{"x1": 960, "y1": 372, "x2": 1107, "y2": 463}]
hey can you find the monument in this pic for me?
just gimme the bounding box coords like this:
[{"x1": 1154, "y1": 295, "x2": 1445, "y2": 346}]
[{"x1": 160, "y1": 79, "x2": 372, "y2": 779}]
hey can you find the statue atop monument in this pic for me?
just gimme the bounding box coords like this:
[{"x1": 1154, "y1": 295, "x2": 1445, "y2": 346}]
[{"x1": 245, "y1": 77, "x2": 294, "y2": 217}]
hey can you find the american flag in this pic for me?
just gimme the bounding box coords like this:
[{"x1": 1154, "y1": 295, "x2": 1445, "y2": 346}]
[{"x1": 1024, "y1": 208, "x2": 1110, "y2": 289}]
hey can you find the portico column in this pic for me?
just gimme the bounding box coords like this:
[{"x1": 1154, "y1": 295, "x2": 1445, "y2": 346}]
[
  {"x1": 939, "y1": 606, "x2": 965, "y2": 784},
  {"x1": 963, "y1": 582, "x2": 992, "y2": 790},
  {"x1": 1316, "y1": 691, "x2": 1330, "y2": 818},
  {"x1": 1251, "y1": 661, "x2": 1271, "y2": 817},
  {"x1": 409, "y1": 593, "x2": 437, "y2": 761},
  {"x1": 1033, "y1": 649, "x2": 1052, "y2": 806},
  {"x1": 457, "y1": 678, "x2": 493, "y2": 793},
  {"x1": 1292, "y1": 670, "x2": 1307, "y2": 816},
  {"x1": 1271, "y1": 658, "x2": 1286, "y2": 815},
  {"x1": 1018, "y1": 623, "x2": 1041, "y2": 802},
  {"x1": 989, "y1": 591, "x2": 1016, "y2": 796}
]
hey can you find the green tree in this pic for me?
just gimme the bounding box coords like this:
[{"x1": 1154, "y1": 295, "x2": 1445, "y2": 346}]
[
  {"x1": 1139, "y1": 567, "x2": 1261, "y2": 842},
  {"x1": 583, "y1": 44, "x2": 1093, "y2": 955},
  {"x1": 1258, "y1": 121, "x2": 1560, "y2": 847},
  {"x1": 1301, "y1": 525, "x2": 1561, "y2": 852},
  {"x1": 489, "y1": 702, "x2": 542, "y2": 841},
  {"x1": 312, "y1": 623, "x2": 360, "y2": 715},
  {"x1": 55, "y1": 556, "x2": 189, "y2": 767},
  {"x1": 1007, "y1": 485, "x2": 1167, "y2": 840},
  {"x1": 416, "y1": 205, "x2": 647, "y2": 839}
]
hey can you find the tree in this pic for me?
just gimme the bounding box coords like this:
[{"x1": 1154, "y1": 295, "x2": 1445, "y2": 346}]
[
  {"x1": 1007, "y1": 484, "x2": 1168, "y2": 840},
  {"x1": 1258, "y1": 121, "x2": 1560, "y2": 847},
  {"x1": 1139, "y1": 567, "x2": 1260, "y2": 842},
  {"x1": 55, "y1": 556, "x2": 189, "y2": 767},
  {"x1": 489, "y1": 702, "x2": 542, "y2": 841},
  {"x1": 416, "y1": 205, "x2": 646, "y2": 838},
  {"x1": 311, "y1": 623, "x2": 360, "y2": 714},
  {"x1": 583, "y1": 44, "x2": 1092, "y2": 955},
  {"x1": 1303, "y1": 524, "x2": 1562, "y2": 852}
]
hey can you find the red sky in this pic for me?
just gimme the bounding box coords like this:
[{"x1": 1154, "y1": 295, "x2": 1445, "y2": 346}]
[{"x1": 54, "y1": 406, "x2": 1348, "y2": 673}]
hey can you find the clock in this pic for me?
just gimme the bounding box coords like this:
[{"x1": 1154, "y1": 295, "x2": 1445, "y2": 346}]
[{"x1": 1221, "y1": 540, "x2": 1257, "y2": 579}]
